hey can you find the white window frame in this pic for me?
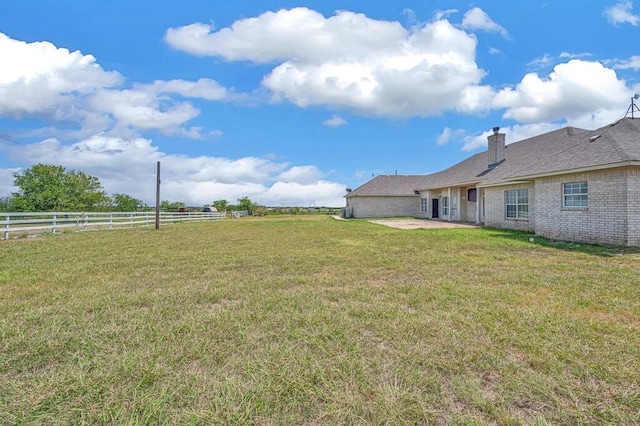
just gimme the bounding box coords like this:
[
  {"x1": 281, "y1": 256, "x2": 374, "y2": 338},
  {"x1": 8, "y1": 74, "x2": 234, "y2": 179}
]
[
  {"x1": 563, "y1": 181, "x2": 588, "y2": 208},
  {"x1": 505, "y1": 189, "x2": 529, "y2": 220},
  {"x1": 441, "y1": 196, "x2": 449, "y2": 217},
  {"x1": 420, "y1": 198, "x2": 428, "y2": 213},
  {"x1": 467, "y1": 188, "x2": 477, "y2": 202}
]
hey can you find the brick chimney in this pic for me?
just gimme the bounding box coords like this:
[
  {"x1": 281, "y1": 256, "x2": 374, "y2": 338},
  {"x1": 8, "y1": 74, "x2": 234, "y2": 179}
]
[{"x1": 487, "y1": 126, "x2": 505, "y2": 167}]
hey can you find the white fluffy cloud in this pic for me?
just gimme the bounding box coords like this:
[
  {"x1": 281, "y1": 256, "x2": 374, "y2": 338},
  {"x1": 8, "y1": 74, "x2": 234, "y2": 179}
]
[
  {"x1": 0, "y1": 136, "x2": 347, "y2": 207},
  {"x1": 142, "y1": 78, "x2": 229, "y2": 100},
  {"x1": 276, "y1": 165, "x2": 324, "y2": 184},
  {"x1": 604, "y1": 1, "x2": 639, "y2": 26},
  {"x1": 0, "y1": 32, "x2": 121, "y2": 117},
  {"x1": 0, "y1": 32, "x2": 228, "y2": 137},
  {"x1": 458, "y1": 123, "x2": 564, "y2": 151},
  {"x1": 87, "y1": 89, "x2": 200, "y2": 132},
  {"x1": 493, "y1": 60, "x2": 629, "y2": 123},
  {"x1": 166, "y1": 8, "x2": 491, "y2": 117},
  {"x1": 322, "y1": 115, "x2": 347, "y2": 128},
  {"x1": 165, "y1": 8, "x2": 637, "y2": 128},
  {"x1": 461, "y1": 7, "x2": 509, "y2": 37},
  {"x1": 613, "y1": 55, "x2": 640, "y2": 69}
]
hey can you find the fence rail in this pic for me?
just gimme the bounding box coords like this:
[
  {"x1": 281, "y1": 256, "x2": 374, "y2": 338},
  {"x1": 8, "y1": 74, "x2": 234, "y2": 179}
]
[{"x1": 1, "y1": 211, "x2": 227, "y2": 240}]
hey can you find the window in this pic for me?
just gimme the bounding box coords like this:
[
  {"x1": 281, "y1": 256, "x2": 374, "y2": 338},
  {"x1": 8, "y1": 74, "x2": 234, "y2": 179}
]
[
  {"x1": 467, "y1": 188, "x2": 477, "y2": 202},
  {"x1": 441, "y1": 196, "x2": 449, "y2": 216},
  {"x1": 420, "y1": 198, "x2": 428, "y2": 213},
  {"x1": 505, "y1": 189, "x2": 528, "y2": 219},
  {"x1": 563, "y1": 182, "x2": 588, "y2": 208}
]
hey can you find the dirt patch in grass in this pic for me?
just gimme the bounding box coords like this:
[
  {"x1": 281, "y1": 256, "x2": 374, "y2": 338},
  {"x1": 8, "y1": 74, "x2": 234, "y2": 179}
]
[{"x1": 369, "y1": 218, "x2": 480, "y2": 229}]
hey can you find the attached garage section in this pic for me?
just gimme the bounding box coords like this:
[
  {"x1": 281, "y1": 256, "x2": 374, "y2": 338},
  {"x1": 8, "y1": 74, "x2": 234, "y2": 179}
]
[
  {"x1": 345, "y1": 175, "x2": 426, "y2": 218},
  {"x1": 347, "y1": 195, "x2": 419, "y2": 218}
]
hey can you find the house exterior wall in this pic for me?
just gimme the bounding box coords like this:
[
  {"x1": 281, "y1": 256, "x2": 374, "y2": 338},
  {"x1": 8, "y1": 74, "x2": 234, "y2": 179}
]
[
  {"x1": 534, "y1": 167, "x2": 640, "y2": 246},
  {"x1": 426, "y1": 189, "x2": 456, "y2": 220},
  {"x1": 417, "y1": 187, "x2": 478, "y2": 222},
  {"x1": 483, "y1": 183, "x2": 536, "y2": 231},
  {"x1": 628, "y1": 168, "x2": 640, "y2": 246},
  {"x1": 462, "y1": 186, "x2": 478, "y2": 222},
  {"x1": 347, "y1": 196, "x2": 419, "y2": 218},
  {"x1": 418, "y1": 191, "x2": 430, "y2": 218}
]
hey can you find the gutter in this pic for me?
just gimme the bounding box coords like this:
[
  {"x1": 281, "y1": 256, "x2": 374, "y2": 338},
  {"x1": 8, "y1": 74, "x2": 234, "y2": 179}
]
[{"x1": 495, "y1": 161, "x2": 640, "y2": 183}]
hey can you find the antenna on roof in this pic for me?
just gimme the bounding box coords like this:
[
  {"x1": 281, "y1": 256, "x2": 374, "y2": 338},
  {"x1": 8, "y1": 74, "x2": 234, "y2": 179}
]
[{"x1": 625, "y1": 94, "x2": 640, "y2": 119}]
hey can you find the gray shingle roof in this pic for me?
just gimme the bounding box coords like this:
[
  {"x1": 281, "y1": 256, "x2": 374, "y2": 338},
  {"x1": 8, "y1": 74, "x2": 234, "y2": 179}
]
[
  {"x1": 347, "y1": 175, "x2": 427, "y2": 197},
  {"x1": 420, "y1": 118, "x2": 640, "y2": 189}
]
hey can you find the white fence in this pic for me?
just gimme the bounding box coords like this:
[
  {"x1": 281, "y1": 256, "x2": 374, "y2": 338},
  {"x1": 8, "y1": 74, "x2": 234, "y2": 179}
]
[{"x1": 1, "y1": 211, "x2": 227, "y2": 240}]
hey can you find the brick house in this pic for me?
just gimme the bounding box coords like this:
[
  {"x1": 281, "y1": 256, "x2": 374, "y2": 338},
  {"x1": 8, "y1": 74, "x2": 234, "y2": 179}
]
[
  {"x1": 345, "y1": 175, "x2": 427, "y2": 218},
  {"x1": 346, "y1": 118, "x2": 640, "y2": 246}
]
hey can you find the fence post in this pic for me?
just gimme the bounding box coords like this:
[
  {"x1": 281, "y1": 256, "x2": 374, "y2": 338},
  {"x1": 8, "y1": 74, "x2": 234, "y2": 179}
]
[
  {"x1": 83, "y1": 213, "x2": 88, "y2": 231},
  {"x1": 109, "y1": 213, "x2": 113, "y2": 229},
  {"x1": 52, "y1": 214, "x2": 57, "y2": 234},
  {"x1": 3, "y1": 215, "x2": 9, "y2": 240}
]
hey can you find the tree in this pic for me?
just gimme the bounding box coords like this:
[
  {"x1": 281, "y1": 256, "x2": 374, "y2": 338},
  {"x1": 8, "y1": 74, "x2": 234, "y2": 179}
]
[
  {"x1": 160, "y1": 200, "x2": 185, "y2": 211},
  {"x1": 212, "y1": 199, "x2": 229, "y2": 211},
  {"x1": 237, "y1": 196, "x2": 254, "y2": 212},
  {"x1": 0, "y1": 195, "x2": 14, "y2": 212},
  {"x1": 11, "y1": 164, "x2": 109, "y2": 212},
  {"x1": 112, "y1": 193, "x2": 145, "y2": 212}
]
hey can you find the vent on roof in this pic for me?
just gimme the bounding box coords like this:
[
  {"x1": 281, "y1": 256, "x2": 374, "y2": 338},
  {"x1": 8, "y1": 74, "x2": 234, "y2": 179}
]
[{"x1": 588, "y1": 134, "x2": 601, "y2": 142}]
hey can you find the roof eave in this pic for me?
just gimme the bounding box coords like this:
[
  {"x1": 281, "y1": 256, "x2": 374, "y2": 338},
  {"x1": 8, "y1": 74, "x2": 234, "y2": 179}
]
[
  {"x1": 417, "y1": 180, "x2": 483, "y2": 191},
  {"x1": 345, "y1": 194, "x2": 420, "y2": 198},
  {"x1": 499, "y1": 160, "x2": 640, "y2": 182}
]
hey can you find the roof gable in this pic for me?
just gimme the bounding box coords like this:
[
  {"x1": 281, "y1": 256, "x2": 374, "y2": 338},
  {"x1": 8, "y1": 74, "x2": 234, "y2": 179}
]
[{"x1": 347, "y1": 175, "x2": 427, "y2": 197}]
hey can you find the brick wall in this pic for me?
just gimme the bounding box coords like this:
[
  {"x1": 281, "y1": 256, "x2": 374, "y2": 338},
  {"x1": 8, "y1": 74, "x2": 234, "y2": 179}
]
[
  {"x1": 628, "y1": 168, "x2": 640, "y2": 246},
  {"x1": 534, "y1": 167, "x2": 640, "y2": 246},
  {"x1": 484, "y1": 184, "x2": 536, "y2": 232},
  {"x1": 347, "y1": 196, "x2": 419, "y2": 218}
]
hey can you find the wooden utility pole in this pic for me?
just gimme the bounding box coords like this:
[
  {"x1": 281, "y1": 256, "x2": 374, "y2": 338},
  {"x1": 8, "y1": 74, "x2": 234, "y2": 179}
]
[{"x1": 155, "y1": 161, "x2": 161, "y2": 229}]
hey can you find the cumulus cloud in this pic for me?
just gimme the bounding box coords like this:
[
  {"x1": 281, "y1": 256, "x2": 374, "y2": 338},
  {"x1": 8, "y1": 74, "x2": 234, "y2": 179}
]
[
  {"x1": 604, "y1": 1, "x2": 639, "y2": 26},
  {"x1": 166, "y1": 8, "x2": 490, "y2": 117},
  {"x1": 493, "y1": 60, "x2": 629, "y2": 123},
  {"x1": 0, "y1": 168, "x2": 19, "y2": 196},
  {"x1": 461, "y1": 7, "x2": 509, "y2": 38},
  {"x1": 263, "y1": 181, "x2": 346, "y2": 207},
  {"x1": 436, "y1": 127, "x2": 465, "y2": 145},
  {"x1": 142, "y1": 78, "x2": 229, "y2": 100},
  {"x1": 0, "y1": 32, "x2": 121, "y2": 117},
  {"x1": 613, "y1": 55, "x2": 640, "y2": 69},
  {"x1": 322, "y1": 115, "x2": 347, "y2": 127},
  {"x1": 87, "y1": 89, "x2": 200, "y2": 133},
  {"x1": 0, "y1": 135, "x2": 347, "y2": 206},
  {"x1": 459, "y1": 123, "x2": 564, "y2": 151},
  {"x1": 0, "y1": 32, "x2": 230, "y2": 138},
  {"x1": 276, "y1": 165, "x2": 324, "y2": 184}
]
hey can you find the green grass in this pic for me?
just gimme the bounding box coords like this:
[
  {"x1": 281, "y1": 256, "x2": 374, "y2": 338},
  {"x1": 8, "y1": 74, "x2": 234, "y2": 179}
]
[{"x1": 1, "y1": 216, "x2": 639, "y2": 425}]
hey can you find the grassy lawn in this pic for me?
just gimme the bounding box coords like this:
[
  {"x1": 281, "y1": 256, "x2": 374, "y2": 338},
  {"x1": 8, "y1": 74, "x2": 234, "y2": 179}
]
[{"x1": 1, "y1": 216, "x2": 639, "y2": 425}]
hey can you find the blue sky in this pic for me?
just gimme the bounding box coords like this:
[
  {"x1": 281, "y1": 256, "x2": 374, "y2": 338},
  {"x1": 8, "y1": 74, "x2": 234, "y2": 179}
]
[{"x1": 1, "y1": 1, "x2": 639, "y2": 207}]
